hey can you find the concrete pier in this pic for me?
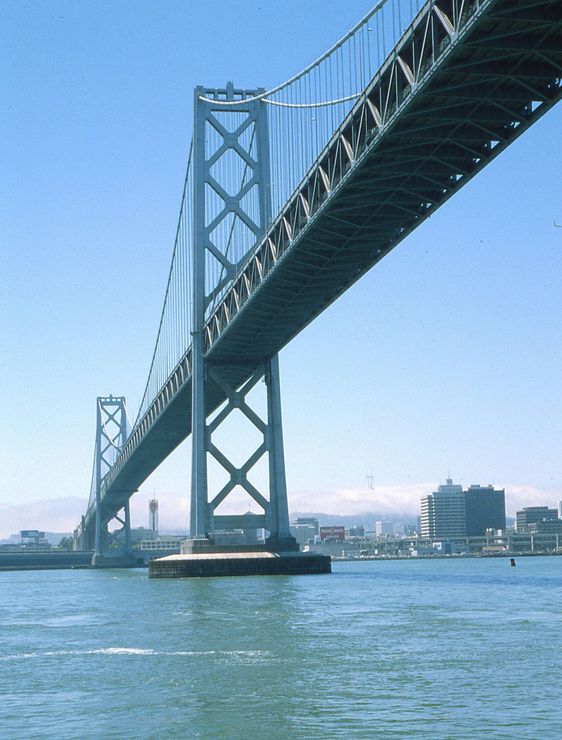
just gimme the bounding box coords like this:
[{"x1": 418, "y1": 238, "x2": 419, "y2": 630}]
[
  {"x1": 148, "y1": 550, "x2": 331, "y2": 578},
  {"x1": 91, "y1": 552, "x2": 140, "y2": 568},
  {"x1": 0, "y1": 551, "x2": 94, "y2": 571}
]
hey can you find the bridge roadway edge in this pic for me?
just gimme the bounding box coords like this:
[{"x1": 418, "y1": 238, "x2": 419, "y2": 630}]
[{"x1": 207, "y1": 0, "x2": 562, "y2": 365}]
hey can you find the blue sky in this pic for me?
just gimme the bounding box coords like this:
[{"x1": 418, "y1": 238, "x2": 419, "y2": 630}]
[{"x1": 2, "y1": 1, "x2": 562, "y2": 535}]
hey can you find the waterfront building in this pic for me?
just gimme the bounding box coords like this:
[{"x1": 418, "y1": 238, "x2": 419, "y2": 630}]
[
  {"x1": 295, "y1": 517, "x2": 320, "y2": 535},
  {"x1": 516, "y1": 506, "x2": 559, "y2": 532},
  {"x1": 20, "y1": 530, "x2": 50, "y2": 550},
  {"x1": 559, "y1": 500, "x2": 562, "y2": 519},
  {"x1": 319, "y1": 526, "x2": 345, "y2": 542},
  {"x1": 138, "y1": 536, "x2": 184, "y2": 551},
  {"x1": 290, "y1": 518, "x2": 319, "y2": 547},
  {"x1": 464, "y1": 485, "x2": 506, "y2": 536},
  {"x1": 421, "y1": 478, "x2": 465, "y2": 539},
  {"x1": 304, "y1": 540, "x2": 361, "y2": 558},
  {"x1": 128, "y1": 527, "x2": 158, "y2": 545},
  {"x1": 529, "y1": 519, "x2": 562, "y2": 534},
  {"x1": 375, "y1": 521, "x2": 394, "y2": 536},
  {"x1": 421, "y1": 479, "x2": 506, "y2": 538}
]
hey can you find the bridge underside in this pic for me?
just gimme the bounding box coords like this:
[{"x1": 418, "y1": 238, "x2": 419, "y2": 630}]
[
  {"x1": 85, "y1": 0, "x2": 562, "y2": 535},
  {"x1": 209, "y1": 0, "x2": 562, "y2": 364}
]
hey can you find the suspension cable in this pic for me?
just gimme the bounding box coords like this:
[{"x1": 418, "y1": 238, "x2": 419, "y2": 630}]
[
  {"x1": 197, "y1": 0, "x2": 391, "y2": 107},
  {"x1": 134, "y1": 140, "x2": 193, "y2": 426}
]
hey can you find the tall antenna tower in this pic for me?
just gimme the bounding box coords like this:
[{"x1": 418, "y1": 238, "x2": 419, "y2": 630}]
[{"x1": 149, "y1": 498, "x2": 159, "y2": 534}]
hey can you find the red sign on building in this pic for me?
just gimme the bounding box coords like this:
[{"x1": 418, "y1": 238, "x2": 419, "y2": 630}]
[{"x1": 319, "y1": 526, "x2": 345, "y2": 542}]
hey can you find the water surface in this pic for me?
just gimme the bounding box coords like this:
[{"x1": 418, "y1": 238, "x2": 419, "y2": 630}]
[{"x1": 1, "y1": 557, "x2": 561, "y2": 738}]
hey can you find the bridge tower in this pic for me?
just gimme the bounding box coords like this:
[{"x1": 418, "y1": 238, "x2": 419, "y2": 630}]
[
  {"x1": 190, "y1": 83, "x2": 296, "y2": 551},
  {"x1": 91, "y1": 395, "x2": 133, "y2": 564}
]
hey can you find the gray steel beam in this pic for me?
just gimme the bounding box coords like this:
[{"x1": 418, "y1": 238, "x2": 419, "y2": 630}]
[
  {"x1": 190, "y1": 84, "x2": 294, "y2": 545},
  {"x1": 80, "y1": 0, "x2": 562, "y2": 533}
]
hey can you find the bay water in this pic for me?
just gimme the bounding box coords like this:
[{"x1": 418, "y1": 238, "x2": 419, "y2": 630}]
[{"x1": 1, "y1": 556, "x2": 561, "y2": 738}]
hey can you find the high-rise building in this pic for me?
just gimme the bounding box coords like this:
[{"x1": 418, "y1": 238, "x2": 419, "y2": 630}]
[
  {"x1": 149, "y1": 498, "x2": 159, "y2": 534},
  {"x1": 295, "y1": 517, "x2": 320, "y2": 535},
  {"x1": 421, "y1": 478, "x2": 465, "y2": 538},
  {"x1": 421, "y1": 479, "x2": 507, "y2": 539},
  {"x1": 516, "y1": 506, "x2": 558, "y2": 532},
  {"x1": 319, "y1": 526, "x2": 345, "y2": 542},
  {"x1": 464, "y1": 485, "x2": 506, "y2": 536},
  {"x1": 375, "y1": 520, "x2": 394, "y2": 536},
  {"x1": 559, "y1": 500, "x2": 562, "y2": 520},
  {"x1": 290, "y1": 517, "x2": 319, "y2": 547}
]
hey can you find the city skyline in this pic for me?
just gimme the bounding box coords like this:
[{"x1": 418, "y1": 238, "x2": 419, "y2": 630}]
[
  {"x1": 2, "y1": 1, "x2": 562, "y2": 534},
  {"x1": 1, "y1": 480, "x2": 560, "y2": 540}
]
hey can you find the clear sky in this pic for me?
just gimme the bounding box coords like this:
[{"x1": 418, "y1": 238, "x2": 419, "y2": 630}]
[{"x1": 2, "y1": 1, "x2": 562, "y2": 536}]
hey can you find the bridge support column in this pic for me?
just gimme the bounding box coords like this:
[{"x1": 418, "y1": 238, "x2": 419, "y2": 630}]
[
  {"x1": 94, "y1": 399, "x2": 104, "y2": 559},
  {"x1": 189, "y1": 361, "x2": 297, "y2": 550},
  {"x1": 94, "y1": 490, "x2": 102, "y2": 558},
  {"x1": 73, "y1": 516, "x2": 87, "y2": 551},
  {"x1": 90, "y1": 396, "x2": 130, "y2": 567},
  {"x1": 124, "y1": 499, "x2": 132, "y2": 555},
  {"x1": 189, "y1": 84, "x2": 296, "y2": 551},
  {"x1": 265, "y1": 354, "x2": 294, "y2": 548}
]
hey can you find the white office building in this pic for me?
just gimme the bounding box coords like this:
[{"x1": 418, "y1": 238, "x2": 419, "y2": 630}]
[
  {"x1": 375, "y1": 520, "x2": 394, "y2": 536},
  {"x1": 421, "y1": 478, "x2": 465, "y2": 539}
]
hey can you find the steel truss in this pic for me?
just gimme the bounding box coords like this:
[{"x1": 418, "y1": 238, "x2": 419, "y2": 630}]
[
  {"x1": 204, "y1": 0, "x2": 562, "y2": 352},
  {"x1": 92, "y1": 396, "x2": 131, "y2": 556},
  {"x1": 190, "y1": 84, "x2": 294, "y2": 545}
]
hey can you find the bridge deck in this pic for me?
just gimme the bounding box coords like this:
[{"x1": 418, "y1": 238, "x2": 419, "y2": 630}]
[{"x1": 86, "y1": 0, "x2": 562, "y2": 533}]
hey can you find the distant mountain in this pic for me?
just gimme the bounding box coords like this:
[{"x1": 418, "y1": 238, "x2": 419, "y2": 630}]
[{"x1": 290, "y1": 511, "x2": 417, "y2": 528}]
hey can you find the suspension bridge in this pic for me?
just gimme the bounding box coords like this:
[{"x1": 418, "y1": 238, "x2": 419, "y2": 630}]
[{"x1": 73, "y1": 0, "x2": 562, "y2": 566}]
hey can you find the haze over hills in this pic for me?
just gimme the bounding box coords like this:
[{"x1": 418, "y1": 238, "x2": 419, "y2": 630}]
[
  {"x1": 0, "y1": 483, "x2": 558, "y2": 540},
  {"x1": 291, "y1": 512, "x2": 410, "y2": 528},
  {"x1": 0, "y1": 497, "x2": 87, "y2": 541}
]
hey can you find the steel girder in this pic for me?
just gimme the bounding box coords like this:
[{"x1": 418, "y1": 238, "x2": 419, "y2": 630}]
[
  {"x1": 79, "y1": 396, "x2": 134, "y2": 551},
  {"x1": 204, "y1": 0, "x2": 562, "y2": 360},
  {"x1": 190, "y1": 84, "x2": 291, "y2": 541},
  {"x1": 81, "y1": 0, "x2": 562, "y2": 534}
]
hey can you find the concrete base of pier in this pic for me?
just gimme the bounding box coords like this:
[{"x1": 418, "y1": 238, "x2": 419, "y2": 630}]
[
  {"x1": 0, "y1": 551, "x2": 94, "y2": 571},
  {"x1": 180, "y1": 537, "x2": 300, "y2": 555},
  {"x1": 148, "y1": 550, "x2": 331, "y2": 578},
  {"x1": 91, "y1": 552, "x2": 140, "y2": 568}
]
